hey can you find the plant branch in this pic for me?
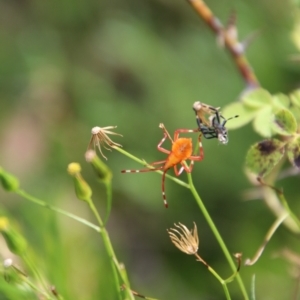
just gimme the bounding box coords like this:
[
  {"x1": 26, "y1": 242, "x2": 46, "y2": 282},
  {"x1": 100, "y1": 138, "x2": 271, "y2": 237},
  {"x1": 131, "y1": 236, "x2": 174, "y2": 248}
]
[
  {"x1": 187, "y1": 0, "x2": 260, "y2": 89},
  {"x1": 15, "y1": 189, "x2": 101, "y2": 232},
  {"x1": 187, "y1": 172, "x2": 249, "y2": 299},
  {"x1": 245, "y1": 212, "x2": 288, "y2": 266},
  {"x1": 195, "y1": 253, "x2": 231, "y2": 299}
]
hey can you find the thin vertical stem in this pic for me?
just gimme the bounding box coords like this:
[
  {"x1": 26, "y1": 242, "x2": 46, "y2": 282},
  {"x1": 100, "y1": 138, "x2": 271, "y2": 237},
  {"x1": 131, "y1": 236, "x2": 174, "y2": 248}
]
[
  {"x1": 87, "y1": 200, "x2": 134, "y2": 300},
  {"x1": 23, "y1": 254, "x2": 51, "y2": 298},
  {"x1": 195, "y1": 253, "x2": 231, "y2": 300},
  {"x1": 187, "y1": 173, "x2": 249, "y2": 299}
]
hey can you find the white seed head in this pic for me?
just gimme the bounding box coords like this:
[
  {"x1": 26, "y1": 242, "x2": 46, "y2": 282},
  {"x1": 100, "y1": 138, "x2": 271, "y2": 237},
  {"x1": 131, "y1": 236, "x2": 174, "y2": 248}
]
[
  {"x1": 3, "y1": 258, "x2": 13, "y2": 268},
  {"x1": 91, "y1": 127, "x2": 101, "y2": 134}
]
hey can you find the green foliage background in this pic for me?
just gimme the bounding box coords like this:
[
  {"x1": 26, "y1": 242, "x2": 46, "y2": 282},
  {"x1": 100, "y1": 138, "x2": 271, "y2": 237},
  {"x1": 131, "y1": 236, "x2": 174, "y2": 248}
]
[{"x1": 0, "y1": 0, "x2": 299, "y2": 299}]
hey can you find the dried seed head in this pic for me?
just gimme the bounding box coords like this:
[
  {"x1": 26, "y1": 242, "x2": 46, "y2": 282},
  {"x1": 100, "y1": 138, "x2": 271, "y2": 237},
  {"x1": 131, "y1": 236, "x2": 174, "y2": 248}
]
[
  {"x1": 87, "y1": 126, "x2": 123, "y2": 160},
  {"x1": 167, "y1": 222, "x2": 199, "y2": 255}
]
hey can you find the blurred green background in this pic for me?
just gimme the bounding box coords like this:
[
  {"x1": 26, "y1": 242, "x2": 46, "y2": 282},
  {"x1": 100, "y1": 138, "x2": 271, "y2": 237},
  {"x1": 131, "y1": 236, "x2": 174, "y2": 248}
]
[{"x1": 0, "y1": 0, "x2": 300, "y2": 299}]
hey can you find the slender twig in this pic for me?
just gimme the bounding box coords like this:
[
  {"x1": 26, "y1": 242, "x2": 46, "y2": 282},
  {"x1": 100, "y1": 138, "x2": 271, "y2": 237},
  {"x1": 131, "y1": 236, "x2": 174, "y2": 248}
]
[
  {"x1": 121, "y1": 284, "x2": 158, "y2": 300},
  {"x1": 245, "y1": 213, "x2": 288, "y2": 266},
  {"x1": 187, "y1": 0, "x2": 260, "y2": 89},
  {"x1": 257, "y1": 178, "x2": 300, "y2": 230}
]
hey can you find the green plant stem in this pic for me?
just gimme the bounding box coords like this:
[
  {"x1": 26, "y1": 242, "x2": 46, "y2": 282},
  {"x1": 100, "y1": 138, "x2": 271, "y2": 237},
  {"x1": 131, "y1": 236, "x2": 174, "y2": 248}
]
[
  {"x1": 23, "y1": 253, "x2": 51, "y2": 298},
  {"x1": 187, "y1": 173, "x2": 249, "y2": 300},
  {"x1": 23, "y1": 277, "x2": 50, "y2": 299},
  {"x1": 261, "y1": 186, "x2": 299, "y2": 234},
  {"x1": 208, "y1": 267, "x2": 231, "y2": 300},
  {"x1": 251, "y1": 275, "x2": 256, "y2": 300},
  {"x1": 262, "y1": 157, "x2": 300, "y2": 233},
  {"x1": 196, "y1": 253, "x2": 231, "y2": 299},
  {"x1": 116, "y1": 145, "x2": 247, "y2": 298},
  {"x1": 245, "y1": 213, "x2": 288, "y2": 266},
  {"x1": 113, "y1": 146, "x2": 190, "y2": 189},
  {"x1": 276, "y1": 190, "x2": 300, "y2": 229},
  {"x1": 15, "y1": 183, "x2": 132, "y2": 298},
  {"x1": 104, "y1": 181, "x2": 112, "y2": 224},
  {"x1": 87, "y1": 199, "x2": 134, "y2": 300},
  {"x1": 15, "y1": 189, "x2": 101, "y2": 232}
]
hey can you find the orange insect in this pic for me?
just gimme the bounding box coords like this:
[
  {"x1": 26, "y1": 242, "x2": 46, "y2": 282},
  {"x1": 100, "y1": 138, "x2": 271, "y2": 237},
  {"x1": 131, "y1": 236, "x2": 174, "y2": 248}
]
[{"x1": 121, "y1": 123, "x2": 204, "y2": 208}]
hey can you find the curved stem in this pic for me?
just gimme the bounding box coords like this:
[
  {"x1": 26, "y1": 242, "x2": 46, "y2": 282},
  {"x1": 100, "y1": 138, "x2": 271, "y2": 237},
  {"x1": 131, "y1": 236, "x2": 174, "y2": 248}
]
[
  {"x1": 195, "y1": 253, "x2": 231, "y2": 300},
  {"x1": 187, "y1": 173, "x2": 249, "y2": 299},
  {"x1": 274, "y1": 190, "x2": 300, "y2": 230},
  {"x1": 260, "y1": 158, "x2": 300, "y2": 234},
  {"x1": 15, "y1": 189, "x2": 101, "y2": 232},
  {"x1": 245, "y1": 213, "x2": 288, "y2": 266}
]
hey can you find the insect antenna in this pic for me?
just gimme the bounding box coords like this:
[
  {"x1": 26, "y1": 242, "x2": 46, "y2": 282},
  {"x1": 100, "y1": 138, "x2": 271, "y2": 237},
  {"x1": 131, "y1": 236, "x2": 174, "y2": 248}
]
[{"x1": 222, "y1": 114, "x2": 239, "y2": 126}]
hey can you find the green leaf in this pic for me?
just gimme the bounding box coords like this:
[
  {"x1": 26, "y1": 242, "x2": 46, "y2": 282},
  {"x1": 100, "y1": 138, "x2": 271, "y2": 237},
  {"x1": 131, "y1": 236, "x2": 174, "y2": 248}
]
[
  {"x1": 242, "y1": 88, "x2": 272, "y2": 109},
  {"x1": 272, "y1": 109, "x2": 297, "y2": 136},
  {"x1": 246, "y1": 139, "x2": 285, "y2": 177},
  {"x1": 272, "y1": 93, "x2": 290, "y2": 110},
  {"x1": 287, "y1": 136, "x2": 300, "y2": 168},
  {"x1": 290, "y1": 89, "x2": 300, "y2": 108},
  {"x1": 222, "y1": 102, "x2": 257, "y2": 129},
  {"x1": 253, "y1": 106, "x2": 273, "y2": 137}
]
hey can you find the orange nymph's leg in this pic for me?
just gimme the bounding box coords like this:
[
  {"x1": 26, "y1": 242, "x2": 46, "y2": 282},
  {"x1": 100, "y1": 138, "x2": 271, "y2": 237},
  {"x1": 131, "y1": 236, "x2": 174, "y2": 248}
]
[
  {"x1": 161, "y1": 171, "x2": 169, "y2": 208},
  {"x1": 174, "y1": 164, "x2": 187, "y2": 176},
  {"x1": 179, "y1": 134, "x2": 204, "y2": 173},
  {"x1": 157, "y1": 123, "x2": 173, "y2": 154},
  {"x1": 121, "y1": 160, "x2": 166, "y2": 174},
  {"x1": 173, "y1": 128, "x2": 200, "y2": 141},
  {"x1": 189, "y1": 134, "x2": 204, "y2": 161}
]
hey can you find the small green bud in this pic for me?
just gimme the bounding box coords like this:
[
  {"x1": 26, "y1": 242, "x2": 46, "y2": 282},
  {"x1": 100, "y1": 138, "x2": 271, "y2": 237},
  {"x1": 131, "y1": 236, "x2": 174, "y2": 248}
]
[
  {"x1": 67, "y1": 163, "x2": 82, "y2": 175},
  {"x1": 0, "y1": 168, "x2": 19, "y2": 192},
  {"x1": 85, "y1": 150, "x2": 112, "y2": 183},
  {"x1": 0, "y1": 218, "x2": 27, "y2": 256},
  {"x1": 67, "y1": 163, "x2": 92, "y2": 202}
]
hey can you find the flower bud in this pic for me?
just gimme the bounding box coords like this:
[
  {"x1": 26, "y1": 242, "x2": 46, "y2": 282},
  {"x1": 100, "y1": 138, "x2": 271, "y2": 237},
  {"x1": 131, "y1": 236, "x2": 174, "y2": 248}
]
[
  {"x1": 0, "y1": 168, "x2": 19, "y2": 192},
  {"x1": 67, "y1": 163, "x2": 92, "y2": 202},
  {"x1": 85, "y1": 150, "x2": 112, "y2": 183},
  {"x1": 0, "y1": 218, "x2": 27, "y2": 256}
]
